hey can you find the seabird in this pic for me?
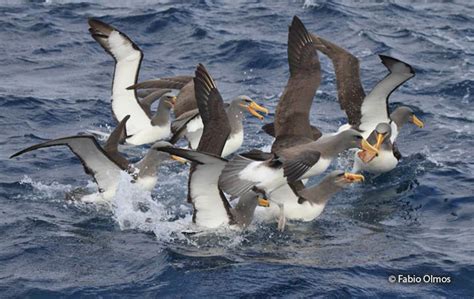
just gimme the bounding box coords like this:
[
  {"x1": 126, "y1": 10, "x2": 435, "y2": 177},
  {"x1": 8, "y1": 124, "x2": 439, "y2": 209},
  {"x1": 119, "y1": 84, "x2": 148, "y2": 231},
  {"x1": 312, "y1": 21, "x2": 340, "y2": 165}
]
[
  {"x1": 219, "y1": 129, "x2": 376, "y2": 198},
  {"x1": 291, "y1": 171, "x2": 364, "y2": 221},
  {"x1": 156, "y1": 146, "x2": 261, "y2": 229},
  {"x1": 169, "y1": 96, "x2": 268, "y2": 157},
  {"x1": 332, "y1": 54, "x2": 424, "y2": 141},
  {"x1": 353, "y1": 123, "x2": 398, "y2": 174},
  {"x1": 310, "y1": 33, "x2": 424, "y2": 171},
  {"x1": 128, "y1": 69, "x2": 269, "y2": 157},
  {"x1": 88, "y1": 18, "x2": 177, "y2": 145},
  {"x1": 218, "y1": 17, "x2": 378, "y2": 199},
  {"x1": 154, "y1": 64, "x2": 263, "y2": 229},
  {"x1": 10, "y1": 117, "x2": 180, "y2": 202},
  {"x1": 127, "y1": 76, "x2": 195, "y2": 118}
]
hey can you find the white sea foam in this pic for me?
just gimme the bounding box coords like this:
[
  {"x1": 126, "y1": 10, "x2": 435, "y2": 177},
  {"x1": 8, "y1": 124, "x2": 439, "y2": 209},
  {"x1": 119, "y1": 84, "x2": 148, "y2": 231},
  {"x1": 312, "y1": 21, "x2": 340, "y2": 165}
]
[{"x1": 19, "y1": 175, "x2": 74, "y2": 200}]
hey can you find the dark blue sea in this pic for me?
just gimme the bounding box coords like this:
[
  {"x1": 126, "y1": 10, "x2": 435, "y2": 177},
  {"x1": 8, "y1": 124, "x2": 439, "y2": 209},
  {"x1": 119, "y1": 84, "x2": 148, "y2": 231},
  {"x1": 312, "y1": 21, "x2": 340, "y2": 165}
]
[{"x1": 1, "y1": 0, "x2": 473, "y2": 297}]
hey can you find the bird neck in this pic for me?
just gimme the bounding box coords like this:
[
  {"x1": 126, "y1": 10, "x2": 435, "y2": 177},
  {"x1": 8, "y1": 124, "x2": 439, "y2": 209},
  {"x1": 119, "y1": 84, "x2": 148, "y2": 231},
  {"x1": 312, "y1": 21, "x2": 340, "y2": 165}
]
[
  {"x1": 226, "y1": 103, "x2": 244, "y2": 133},
  {"x1": 151, "y1": 101, "x2": 171, "y2": 126},
  {"x1": 300, "y1": 179, "x2": 342, "y2": 205}
]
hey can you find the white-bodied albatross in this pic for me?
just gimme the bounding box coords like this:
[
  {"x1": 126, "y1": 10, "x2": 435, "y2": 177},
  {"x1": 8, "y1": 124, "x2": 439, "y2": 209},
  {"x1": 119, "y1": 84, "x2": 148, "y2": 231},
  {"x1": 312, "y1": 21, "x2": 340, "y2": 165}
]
[
  {"x1": 218, "y1": 16, "x2": 378, "y2": 199},
  {"x1": 88, "y1": 18, "x2": 177, "y2": 145},
  {"x1": 10, "y1": 116, "x2": 180, "y2": 202},
  {"x1": 311, "y1": 33, "x2": 424, "y2": 173},
  {"x1": 154, "y1": 64, "x2": 263, "y2": 229}
]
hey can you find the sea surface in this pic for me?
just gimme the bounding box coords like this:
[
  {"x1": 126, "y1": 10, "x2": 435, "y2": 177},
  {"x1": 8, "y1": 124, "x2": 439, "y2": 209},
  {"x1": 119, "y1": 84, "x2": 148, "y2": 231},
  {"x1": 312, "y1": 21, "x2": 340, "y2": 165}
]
[{"x1": 0, "y1": 0, "x2": 473, "y2": 297}]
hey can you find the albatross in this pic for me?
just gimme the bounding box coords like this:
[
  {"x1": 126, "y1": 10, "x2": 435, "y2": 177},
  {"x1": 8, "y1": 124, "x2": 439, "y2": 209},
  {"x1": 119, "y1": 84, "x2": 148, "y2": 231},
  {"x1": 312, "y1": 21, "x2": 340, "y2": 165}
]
[
  {"x1": 88, "y1": 18, "x2": 177, "y2": 145},
  {"x1": 10, "y1": 116, "x2": 180, "y2": 202},
  {"x1": 154, "y1": 64, "x2": 263, "y2": 229},
  {"x1": 169, "y1": 96, "x2": 268, "y2": 157},
  {"x1": 310, "y1": 33, "x2": 424, "y2": 172},
  {"x1": 218, "y1": 16, "x2": 378, "y2": 199},
  {"x1": 128, "y1": 70, "x2": 269, "y2": 157}
]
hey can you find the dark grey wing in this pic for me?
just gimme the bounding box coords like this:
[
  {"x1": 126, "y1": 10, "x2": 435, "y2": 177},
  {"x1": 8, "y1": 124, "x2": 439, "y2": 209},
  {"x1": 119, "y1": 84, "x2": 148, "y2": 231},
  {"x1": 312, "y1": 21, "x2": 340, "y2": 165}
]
[
  {"x1": 240, "y1": 149, "x2": 274, "y2": 161},
  {"x1": 127, "y1": 75, "x2": 193, "y2": 90},
  {"x1": 139, "y1": 89, "x2": 172, "y2": 118},
  {"x1": 103, "y1": 115, "x2": 130, "y2": 169},
  {"x1": 359, "y1": 55, "x2": 415, "y2": 130},
  {"x1": 261, "y1": 123, "x2": 276, "y2": 137},
  {"x1": 311, "y1": 33, "x2": 366, "y2": 128},
  {"x1": 154, "y1": 146, "x2": 233, "y2": 226},
  {"x1": 194, "y1": 64, "x2": 231, "y2": 156},
  {"x1": 282, "y1": 150, "x2": 321, "y2": 182},
  {"x1": 169, "y1": 108, "x2": 200, "y2": 144},
  {"x1": 136, "y1": 89, "x2": 160, "y2": 99},
  {"x1": 10, "y1": 136, "x2": 124, "y2": 193},
  {"x1": 272, "y1": 135, "x2": 314, "y2": 154},
  {"x1": 393, "y1": 142, "x2": 402, "y2": 160},
  {"x1": 263, "y1": 122, "x2": 322, "y2": 141},
  {"x1": 129, "y1": 76, "x2": 196, "y2": 118},
  {"x1": 173, "y1": 80, "x2": 196, "y2": 117},
  {"x1": 274, "y1": 16, "x2": 321, "y2": 141}
]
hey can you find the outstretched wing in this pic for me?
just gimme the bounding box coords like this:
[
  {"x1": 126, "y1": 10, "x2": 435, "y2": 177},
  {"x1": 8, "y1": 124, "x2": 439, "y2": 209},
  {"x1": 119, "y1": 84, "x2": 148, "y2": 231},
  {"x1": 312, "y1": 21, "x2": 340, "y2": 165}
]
[
  {"x1": 127, "y1": 76, "x2": 193, "y2": 90},
  {"x1": 155, "y1": 146, "x2": 232, "y2": 228},
  {"x1": 311, "y1": 33, "x2": 366, "y2": 127},
  {"x1": 274, "y1": 16, "x2": 321, "y2": 141},
  {"x1": 281, "y1": 150, "x2": 321, "y2": 182},
  {"x1": 103, "y1": 115, "x2": 130, "y2": 169},
  {"x1": 193, "y1": 64, "x2": 231, "y2": 156},
  {"x1": 359, "y1": 55, "x2": 415, "y2": 132},
  {"x1": 11, "y1": 136, "x2": 124, "y2": 194},
  {"x1": 88, "y1": 18, "x2": 150, "y2": 135},
  {"x1": 128, "y1": 76, "x2": 196, "y2": 118}
]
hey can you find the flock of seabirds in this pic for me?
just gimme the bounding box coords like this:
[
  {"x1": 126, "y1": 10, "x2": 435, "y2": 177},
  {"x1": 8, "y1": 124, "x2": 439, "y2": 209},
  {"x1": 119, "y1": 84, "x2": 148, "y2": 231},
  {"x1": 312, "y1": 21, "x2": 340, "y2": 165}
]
[{"x1": 11, "y1": 16, "x2": 424, "y2": 231}]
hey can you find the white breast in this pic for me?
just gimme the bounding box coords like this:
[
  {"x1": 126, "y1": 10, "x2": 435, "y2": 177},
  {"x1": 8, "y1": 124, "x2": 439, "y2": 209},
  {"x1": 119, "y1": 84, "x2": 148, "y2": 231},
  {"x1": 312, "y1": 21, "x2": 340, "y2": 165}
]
[
  {"x1": 302, "y1": 157, "x2": 332, "y2": 179},
  {"x1": 187, "y1": 116, "x2": 204, "y2": 133},
  {"x1": 221, "y1": 131, "x2": 244, "y2": 157},
  {"x1": 126, "y1": 123, "x2": 171, "y2": 145},
  {"x1": 268, "y1": 184, "x2": 326, "y2": 221},
  {"x1": 239, "y1": 162, "x2": 286, "y2": 194},
  {"x1": 353, "y1": 149, "x2": 398, "y2": 174}
]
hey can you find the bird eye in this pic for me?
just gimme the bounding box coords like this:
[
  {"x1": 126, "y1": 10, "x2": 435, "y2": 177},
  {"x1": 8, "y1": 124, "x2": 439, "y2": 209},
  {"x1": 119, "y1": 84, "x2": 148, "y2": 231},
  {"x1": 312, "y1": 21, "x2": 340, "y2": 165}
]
[
  {"x1": 244, "y1": 99, "x2": 251, "y2": 103},
  {"x1": 356, "y1": 135, "x2": 362, "y2": 139}
]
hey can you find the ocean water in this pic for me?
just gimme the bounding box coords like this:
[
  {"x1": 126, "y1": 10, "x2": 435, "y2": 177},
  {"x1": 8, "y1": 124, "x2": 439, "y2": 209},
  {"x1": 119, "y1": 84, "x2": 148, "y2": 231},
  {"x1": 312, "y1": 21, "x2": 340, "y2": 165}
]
[{"x1": 1, "y1": 0, "x2": 473, "y2": 297}]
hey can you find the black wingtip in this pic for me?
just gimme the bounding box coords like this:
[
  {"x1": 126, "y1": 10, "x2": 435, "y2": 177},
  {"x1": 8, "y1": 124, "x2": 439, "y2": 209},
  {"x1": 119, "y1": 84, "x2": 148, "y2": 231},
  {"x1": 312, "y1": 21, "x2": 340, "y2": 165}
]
[
  {"x1": 9, "y1": 152, "x2": 20, "y2": 159},
  {"x1": 379, "y1": 54, "x2": 415, "y2": 75},
  {"x1": 10, "y1": 147, "x2": 33, "y2": 159},
  {"x1": 287, "y1": 15, "x2": 314, "y2": 74},
  {"x1": 261, "y1": 123, "x2": 275, "y2": 137},
  {"x1": 88, "y1": 18, "x2": 110, "y2": 30},
  {"x1": 291, "y1": 15, "x2": 304, "y2": 28}
]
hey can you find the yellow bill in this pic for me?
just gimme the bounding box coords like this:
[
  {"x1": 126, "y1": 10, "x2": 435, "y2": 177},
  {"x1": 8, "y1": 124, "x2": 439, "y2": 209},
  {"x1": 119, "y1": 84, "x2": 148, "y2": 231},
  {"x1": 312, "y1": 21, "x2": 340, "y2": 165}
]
[
  {"x1": 411, "y1": 115, "x2": 424, "y2": 128},
  {"x1": 258, "y1": 197, "x2": 270, "y2": 207},
  {"x1": 242, "y1": 101, "x2": 269, "y2": 120},
  {"x1": 361, "y1": 138, "x2": 379, "y2": 155}
]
